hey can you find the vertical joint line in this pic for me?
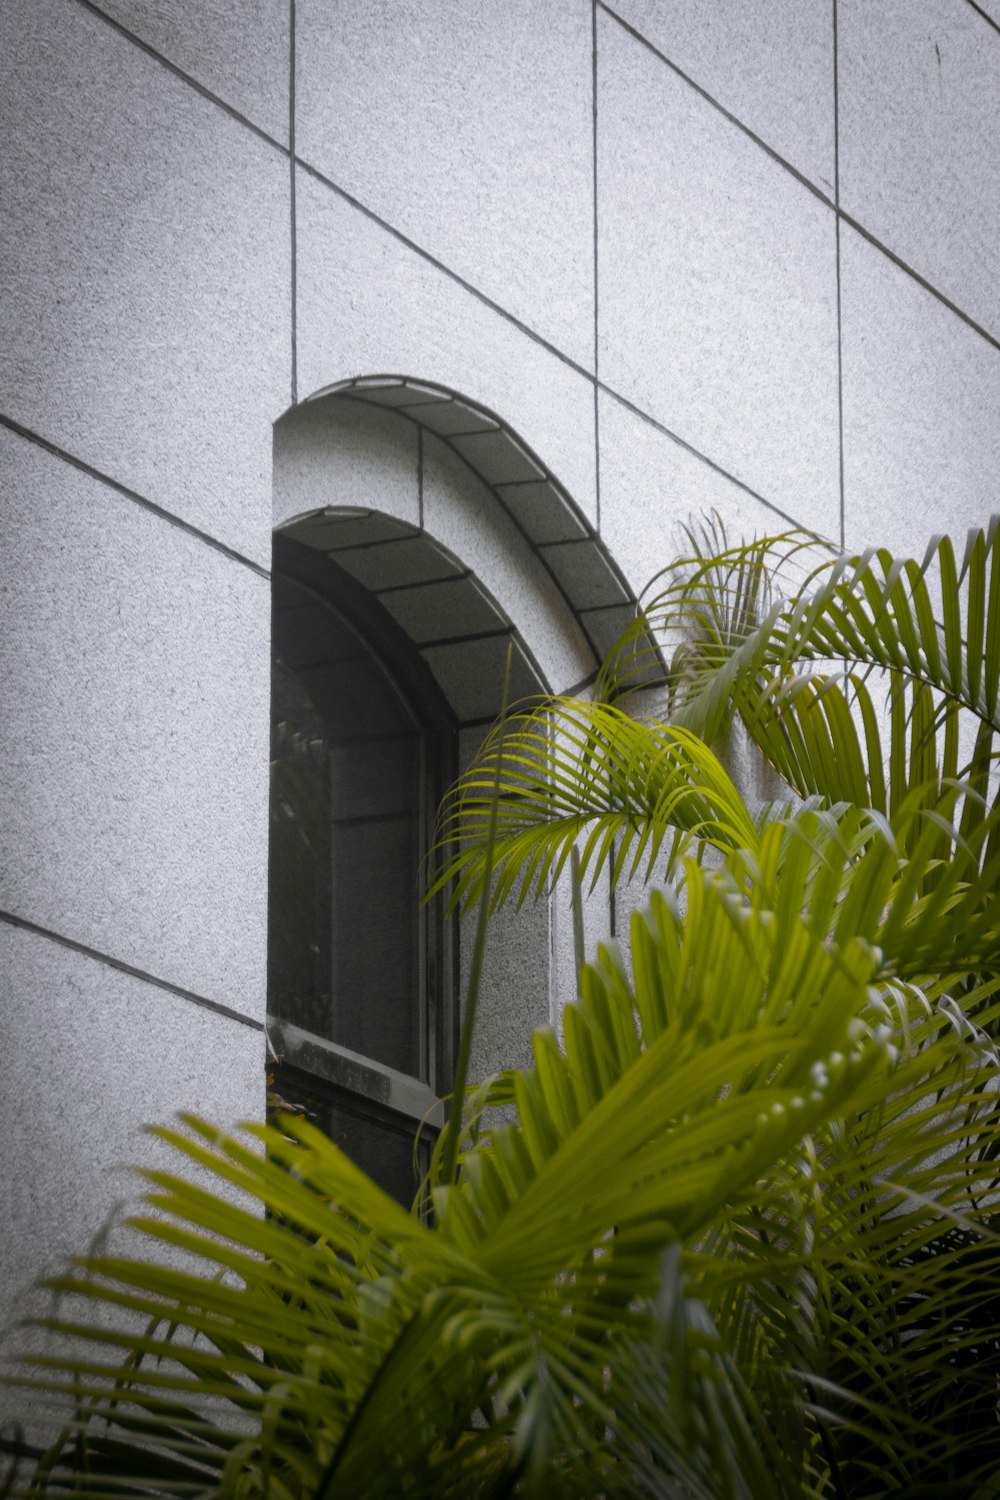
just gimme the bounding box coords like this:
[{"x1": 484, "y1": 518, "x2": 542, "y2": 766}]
[
  {"x1": 418, "y1": 425, "x2": 425, "y2": 529},
  {"x1": 833, "y1": 0, "x2": 845, "y2": 553},
  {"x1": 592, "y1": 0, "x2": 601, "y2": 534},
  {"x1": 289, "y1": 0, "x2": 298, "y2": 406},
  {"x1": 608, "y1": 839, "x2": 616, "y2": 939}
]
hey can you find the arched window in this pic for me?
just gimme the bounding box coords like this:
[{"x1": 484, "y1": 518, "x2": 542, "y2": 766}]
[
  {"x1": 267, "y1": 532, "x2": 456, "y2": 1204},
  {"x1": 269, "y1": 377, "x2": 651, "y2": 1203}
]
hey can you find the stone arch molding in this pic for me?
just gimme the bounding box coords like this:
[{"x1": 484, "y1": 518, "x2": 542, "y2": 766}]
[{"x1": 273, "y1": 375, "x2": 641, "y2": 726}]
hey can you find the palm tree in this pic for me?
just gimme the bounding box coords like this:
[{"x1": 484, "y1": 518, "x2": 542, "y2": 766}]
[{"x1": 5, "y1": 520, "x2": 1000, "y2": 1498}]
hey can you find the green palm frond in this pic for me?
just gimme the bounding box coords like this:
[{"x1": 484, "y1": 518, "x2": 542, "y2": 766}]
[
  {"x1": 10, "y1": 840, "x2": 1000, "y2": 1496},
  {"x1": 428, "y1": 697, "x2": 760, "y2": 913},
  {"x1": 605, "y1": 520, "x2": 1000, "y2": 835},
  {"x1": 10, "y1": 521, "x2": 1000, "y2": 1497},
  {"x1": 596, "y1": 519, "x2": 827, "y2": 717}
]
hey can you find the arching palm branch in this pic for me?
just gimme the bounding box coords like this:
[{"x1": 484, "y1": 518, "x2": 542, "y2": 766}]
[
  {"x1": 427, "y1": 700, "x2": 761, "y2": 913},
  {"x1": 605, "y1": 516, "x2": 1000, "y2": 836},
  {"x1": 435, "y1": 520, "x2": 1000, "y2": 966},
  {"x1": 6, "y1": 819, "x2": 1000, "y2": 1496},
  {"x1": 6, "y1": 522, "x2": 1000, "y2": 1497}
]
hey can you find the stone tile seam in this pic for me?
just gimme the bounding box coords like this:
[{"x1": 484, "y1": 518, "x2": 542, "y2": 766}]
[
  {"x1": 0, "y1": 321, "x2": 923, "y2": 582},
  {"x1": 74, "y1": 0, "x2": 289, "y2": 155},
  {"x1": 289, "y1": 0, "x2": 298, "y2": 406},
  {"x1": 833, "y1": 0, "x2": 846, "y2": 552},
  {"x1": 966, "y1": 0, "x2": 1000, "y2": 38},
  {"x1": 596, "y1": 0, "x2": 839, "y2": 205},
  {"x1": 426, "y1": 623, "x2": 564, "y2": 705},
  {"x1": 417, "y1": 626, "x2": 516, "y2": 649},
  {"x1": 597, "y1": 0, "x2": 1000, "y2": 361},
  {"x1": 839, "y1": 211, "x2": 1000, "y2": 357},
  {"x1": 591, "y1": 0, "x2": 602, "y2": 534},
  {"x1": 68, "y1": 0, "x2": 1000, "y2": 371},
  {"x1": 567, "y1": 667, "x2": 601, "y2": 697},
  {"x1": 595, "y1": 388, "x2": 807, "y2": 535},
  {"x1": 0, "y1": 908, "x2": 266, "y2": 1033},
  {"x1": 374, "y1": 401, "x2": 609, "y2": 664},
  {"x1": 433, "y1": 427, "x2": 619, "y2": 670},
  {"x1": 0, "y1": 413, "x2": 271, "y2": 582},
  {"x1": 372, "y1": 572, "x2": 471, "y2": 597},
  {"x1": 292, "y1": 157, "x2": 596, "y2": 384},
  {"x1": 329, "y1": 390, "x2": 732, "y2": 692},
  {"x1": 42, "y1": 0, "x2": 1000, "y2": 556},
  {"x1": 317, "y1": 532, "x2": 429, "y2": 555},
  {"x1": 598, "y1": 0, "x2": 614, "y2": 954},
  {"x1": 333, "y1": 511, "x2": 557, "y2": 697},
  {"x1": 581, "y1": 599, "x2": 638, "y2": 615},
  {"x1": 0, "y1": 397, "x2": 797, "y2": 614}
]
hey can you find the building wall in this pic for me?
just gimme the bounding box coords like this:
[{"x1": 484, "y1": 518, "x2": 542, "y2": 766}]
[{"x1": 2, "y1": 0, "x2": 999, "y2": 1372}]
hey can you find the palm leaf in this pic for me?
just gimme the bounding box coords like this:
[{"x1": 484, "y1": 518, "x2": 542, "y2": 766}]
[
  {"x1": 604, "y1": 522, "x2": 1000, "y2": 857},
  {"x1": 11, "y1": 522, "x2": 1000, "y2": 1496},
  {"x1": 8, "y1": 839, "x2": 951, "y2": 1500},
  {"x1": 428, "y1": 698, "x2": 760, "y2": 913}
]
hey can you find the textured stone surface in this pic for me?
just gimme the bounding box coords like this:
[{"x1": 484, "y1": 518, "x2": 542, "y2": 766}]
[
  {"x1": 0, "y1": 427, "x2": 270, "y2": 1019},
  {"x1": 453, "y1": 725, "x2": 611, "y2": 1060},
  {"x1": 421, "y1": 634, "x2": 542, "y2": 722},
  {"x1": 0, "y1": 921, "x2": 262, "y2": 1425},
  {"x1": 422, "y1": 436, "x2": 594, "y2": 695},
  {"x1": 540, "y1": 540, "x2": 628, "y2": 610},
  {"x1": 296, "y1": 0, "x2": 594, "y2": 369},
  {"x1": 606, "y1": 0, "x2": 834, "y2": 191},
  {"x1": 461, "y1": 889, "x2": 551, "y2": 1080},
  {"x1": 455, "y1": 724, "x2": 547, "y2": 1063},
  {"x1": 273, "y1": 396, "x2": 420, "y2": 531},
  {"x1": 0, "y1": 0, "x2": 289, "y2": 568},
  {"x1": 549, "y1": 859, "x2": 613, "y2": 1037},
  {"x1": 496, "y1": 480, "x2": 589, "y2": 544},
  {"x1": 840, "y1": 226, "x2": 1000, "y2": 559},
  {"x1": 294, "y1": 166, "x2": 598, "y2": 524},
  {"x1": 839, "y1": 0, "x2": 1000, "y2": 340},
  {"x1": 380, "y1": 576, "x2": 507, "y2": 644},
  {"x1": 91, "y1": 0, "x2": 290, "y2": 142},
  {"x1": 597, "y1": 393, "x2": 828, "y2": 607},
  {"x1": 597, "y1": 10, "x2": 840, "y2": 528}
]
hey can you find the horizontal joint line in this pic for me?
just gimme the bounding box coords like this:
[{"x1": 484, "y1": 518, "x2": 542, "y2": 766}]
[
  {"x1": 74, "y1": 0, "x2": 289, "y2": 155},
  {"x1": 0, "y1": 413, "x2": 270, "y2": 579},
  {"x1": 593, "y1": 386, "x2": 802, "y2": 529},
  {"x1": 419, "y1": 628, "x2": 513, "y2": 649},
  {"x1": 293, "y1": 157, "x2": 596, "y2": 382},
  {"x1": 0, "y1": 909, "x2": 265, "y2": 1032}
]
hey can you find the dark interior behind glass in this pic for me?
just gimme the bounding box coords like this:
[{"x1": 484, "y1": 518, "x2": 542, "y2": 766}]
[{"x1": 267, "y1": 540, "x2": 455, "y2": 1206}]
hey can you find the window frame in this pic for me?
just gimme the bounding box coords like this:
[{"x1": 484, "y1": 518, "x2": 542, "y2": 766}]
[{"x1": 267, "y1": 531, "x2": 459, "y2": 1163}]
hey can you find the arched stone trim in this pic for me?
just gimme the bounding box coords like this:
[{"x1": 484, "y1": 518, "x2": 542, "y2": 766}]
[
  {"x1": 275, "y1": 515, "x2": 547, "y2": 727},
  {"x1": 299, "y1": 375, "x2": 643, "y2": 675},
  {"x1": 271, "y1": 377, "x2": 619, "y2": 1075}
]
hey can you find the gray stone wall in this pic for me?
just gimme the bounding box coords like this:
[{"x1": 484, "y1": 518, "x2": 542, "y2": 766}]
[{"x1": 2, "y1": 0, "x2": 998, "y2": 1397}]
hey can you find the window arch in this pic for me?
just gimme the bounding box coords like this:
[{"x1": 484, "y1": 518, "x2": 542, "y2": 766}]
[{"x1": 268, "y1": 376, "x2": 654, "y2": 1202}]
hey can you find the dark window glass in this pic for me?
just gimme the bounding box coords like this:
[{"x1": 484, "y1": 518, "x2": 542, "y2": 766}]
[
  {"x1": 271, "y1": 1067, "x2": 433, "y2": 1211},
  {"x1": 267, "y1": 548, "x2": 455, "y2": 1205}
]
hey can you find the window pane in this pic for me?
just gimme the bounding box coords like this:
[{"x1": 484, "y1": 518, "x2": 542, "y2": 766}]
[
  {"x1": 330, "y1": 813, "x2": 421, "y2": 1076},
  {"x1": 269, "y1": 573, "x2": 426, "y2": 1079},
  {"x1": 268, "y1": 654, "x2": 333, "y2": 1036},
  {"x1": 271, "y1": 1065, "x2": 431, "y2": 1208}
]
